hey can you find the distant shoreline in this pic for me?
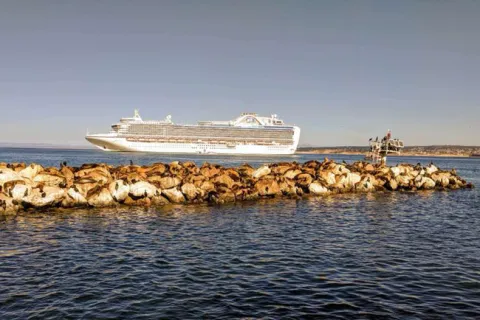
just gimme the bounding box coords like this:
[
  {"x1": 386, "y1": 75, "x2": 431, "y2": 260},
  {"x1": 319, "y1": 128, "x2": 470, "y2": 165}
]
[
  {"x1": 295, "y1": 151, "x2": 473, "y2": 158},
  {"x1": 297, "y1": 146, "x2": 480, "y2": 158}
]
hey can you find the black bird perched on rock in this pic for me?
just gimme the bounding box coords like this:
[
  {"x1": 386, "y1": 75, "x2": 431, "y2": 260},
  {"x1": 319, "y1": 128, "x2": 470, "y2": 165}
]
[{"x1": 130, "y1": 160, "x2": 134, "y2": 166}]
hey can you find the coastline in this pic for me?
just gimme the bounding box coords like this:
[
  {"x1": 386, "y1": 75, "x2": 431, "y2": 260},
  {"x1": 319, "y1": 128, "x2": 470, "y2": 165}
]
[
  {"x1": 295, "y1": 151, "x2": 474, "y2": 158},
  {"x1": 296, "y1": 146, "x2": 480, "y2": 158}
]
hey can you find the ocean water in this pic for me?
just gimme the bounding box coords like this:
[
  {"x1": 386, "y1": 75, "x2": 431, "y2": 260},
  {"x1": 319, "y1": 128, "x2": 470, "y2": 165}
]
[{"x1": 1, "y1": 148, "x2": 479, "y2": 319}]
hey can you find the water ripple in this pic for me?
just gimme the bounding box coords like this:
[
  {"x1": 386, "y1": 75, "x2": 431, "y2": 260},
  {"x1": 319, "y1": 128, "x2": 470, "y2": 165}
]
[{"x1": 1, "y1": 151, "x2": 480, "y2": 319}]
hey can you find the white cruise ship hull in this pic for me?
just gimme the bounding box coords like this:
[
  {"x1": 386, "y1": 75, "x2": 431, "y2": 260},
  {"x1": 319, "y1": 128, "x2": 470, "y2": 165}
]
[
  {"x1": 86, "y1": 129, "x2": 300, "y2": 155},
  {"x1": 85, "y1": 111, "x2": 301, "y2": 155}
]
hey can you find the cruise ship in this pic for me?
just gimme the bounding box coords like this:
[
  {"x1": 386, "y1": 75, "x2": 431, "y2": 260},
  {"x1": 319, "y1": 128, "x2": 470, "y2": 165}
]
[{"x1": 85, "y1": 110, "x2": 301, "y2": 155}]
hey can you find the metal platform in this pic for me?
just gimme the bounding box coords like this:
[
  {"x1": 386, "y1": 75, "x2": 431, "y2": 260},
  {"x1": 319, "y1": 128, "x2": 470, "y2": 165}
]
[{"x1": 365, "y1": 131, "x2": 405, "y2": 164}]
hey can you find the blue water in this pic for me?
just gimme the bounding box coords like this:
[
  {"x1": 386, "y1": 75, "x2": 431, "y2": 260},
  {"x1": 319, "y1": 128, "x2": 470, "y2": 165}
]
[{"x1": 1, "y1": 148, "x2": 479, "y2": 319}]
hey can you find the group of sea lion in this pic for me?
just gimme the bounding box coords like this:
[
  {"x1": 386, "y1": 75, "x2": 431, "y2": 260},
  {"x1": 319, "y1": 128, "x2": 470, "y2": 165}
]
[{"x1": 0, "y1": 159, "x2": 474, "y2": 213}]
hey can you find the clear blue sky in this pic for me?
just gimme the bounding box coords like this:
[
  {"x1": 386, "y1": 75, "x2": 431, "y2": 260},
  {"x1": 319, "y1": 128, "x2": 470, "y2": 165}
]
[{"x1": 1, "y1": 0, "x2": 479, "y2": 147}]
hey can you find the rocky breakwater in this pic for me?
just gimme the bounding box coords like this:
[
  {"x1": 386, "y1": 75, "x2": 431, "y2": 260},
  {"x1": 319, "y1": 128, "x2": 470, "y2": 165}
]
[{"x1": 0, "y1": 160, "x2": 474, "y2": 213}]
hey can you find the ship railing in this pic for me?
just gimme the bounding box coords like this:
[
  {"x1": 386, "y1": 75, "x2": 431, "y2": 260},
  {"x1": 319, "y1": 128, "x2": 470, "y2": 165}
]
[{"x1": 125, "y1": 136, "x2": 292, "y2": 145}]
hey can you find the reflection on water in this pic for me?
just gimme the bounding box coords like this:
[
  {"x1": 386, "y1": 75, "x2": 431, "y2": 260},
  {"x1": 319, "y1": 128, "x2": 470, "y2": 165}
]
[{"x1": 0, "y1": 148, "x2": 479, "y2": 319}]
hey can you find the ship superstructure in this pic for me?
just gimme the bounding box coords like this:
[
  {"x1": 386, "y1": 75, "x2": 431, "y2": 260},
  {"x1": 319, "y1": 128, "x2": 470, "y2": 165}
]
[{"x1": 85, "y1": 111, "x2": 301, "y2": 155}]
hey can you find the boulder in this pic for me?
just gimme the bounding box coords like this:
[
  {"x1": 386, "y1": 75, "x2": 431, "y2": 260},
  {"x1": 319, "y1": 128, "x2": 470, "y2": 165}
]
[
  {"x1": 129, "y1": 181, "x2": 157, "y2": 198},
  {"x1": 162, "y1": 188, "x2": 185, "y2": 203},
  {"x1": 213, "y1": 174, "x2": 235, "y2": 189},
  {"x1": 209, "y1": 190, "x2": 236, "y2": 204},
  {"x1": 22, "y1": 186, "x2": 65, "y2": 208},
  {"x1": 87, "y1": 186, "x2": 114, "y2": 207},
  {"x1": 431, "y1": 172, "x2": 450, "y2": 188},
  {"x1": 19, "y1": 163, "x2": 43, "y2": 181},
  {"x1": 252, "y1": 165, "x2": 271, "y2": 179},
  {"x1": 303, "y1": 160, "x2": 321, "y2": 169},
  {"x1": 255, "y1": 179, "x2": 280, "y2": 196},
  {"x1": 309, "y1": 182, "x2": 329, "y2": 195},
  {"x1": 60, "y1": 166, "x2": 75, "y2": 187},
  {"x1": 75, "y1": 166, "x2": 112, "y2": 182},
  {"x1": 396, "y1": 175, "x2": 412, "y2": 188},
  {"x1": 33, "y1": 173, "x2": 66, "y2": 188},
  {"x1": 355, "y1": 176, "x2": 375, "y2": 192},
  {"x1": 9, "y1": 183, "x2": 32, "y2": 201},
  {"x1": 65, "y1": 187, "x2": 88, "y2": 206},
  {"x1": 151, "y1": 194, "x2": 170, "y2": 206},
  {"x1": 425, "y1": 164, "x2": 439, "y2": 175},
  {"x1": 238, "y1": 164, "x2": 255, "y2": 177},
  {"x1": 318, "y1": 170, "x2": 336, "y2": 186},
  {"x1": 199, "y1": 181, "x2": 216, "y2": 193},
  {"x1": 200, "y1": 165, "x2": 220, "y2": 178},
  {"x1": 344, "y1": 172, "x2": 362, "y2": 189},
  {"x1": 224, "y1": 168, "x2": 241, "y2": 181},
  {"x1": 0, "y1": 192, "x2": 16, "y2": 212},
  {"x1": 284, "y1": 169, "x2": 302, "y2": 180},
  {"x1": 385, "y1": 178, "x2": 398, "y2": 191},
  {"x1": 271, "y1": 164, "x2": 294, "y2": 176},
  {"x1": 390, "y1": 167, "x2": 402, "y2": 177},
  {"x1": 278, "y1": 179, "x2": 297, "y2": 196},
  {"x1": 422, "y1": 177, "x2": 436, "y2": 190},
  {"x1": 331, "y1": 164, "x2": 350, "y2": 175},
  {"x1": 155, "y1": 176, "x2": 181, "y2": 190},
  {"x1": 123, "y1": 195, "x2": 151, "y2": 207},
  {"x1": 296, "y1": 173, "x2": 313, "y2": 188},
  {"x1": 109, "y1": 180, "x2": 130, "y2": 202},
  {"x1": 145, "y1": 163, "x2": 167, "y2": 176},
  {"x1": 0, "y1": 168, "x2": 23, "y2": 188},
  {"x1": 74, "y1": 178, "x2": 99, "y2": 197},
  {"x1": 181, "y1": 183, "x2": 199, "y2": 201}
]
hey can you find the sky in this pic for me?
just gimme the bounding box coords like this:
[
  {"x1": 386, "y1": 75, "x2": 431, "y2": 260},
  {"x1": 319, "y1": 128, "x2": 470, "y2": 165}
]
[{"x1": 0, "y1": 0, "x2": 479, "y2": 147}]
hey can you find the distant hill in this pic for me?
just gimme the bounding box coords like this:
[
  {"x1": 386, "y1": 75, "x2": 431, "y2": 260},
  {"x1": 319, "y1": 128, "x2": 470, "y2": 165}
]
[{"x1": 297, "y1": 145, "x2": 480, "y2": 157}]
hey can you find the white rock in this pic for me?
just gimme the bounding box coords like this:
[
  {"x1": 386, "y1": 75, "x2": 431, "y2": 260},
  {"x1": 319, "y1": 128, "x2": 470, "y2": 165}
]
[
  {"x1": 0, "y1": 192, "x2": 16, "y2": 212},
  {"x1": 109, "y1": 180, "x2": 130, "y2": 202},
  {"x1": 10, "y1": 184, "x2": 32, "y2": 201},
  {"x1": 396, "y1": 175, "x2": 411, "y2": 187},
  {"x1": 356, "y1": 177, "x2": 375, "y2": 192},
  {"x1": 19, "y1": 164, "x2": 43, "y2": 181},
  {"x1": 319, "y1": 171, "x2": 336, "y2": 186},
  {"x1": 331, "y1": 164, "x2": 350, "y2": 175},
  {"x1": 22, "y1": 187, "x2": 65, "y2": 208},
  {"x1": 284, "y1": 169, "x2": 302, "y2": 180},
  {"x1": 162, "y1": 188, "x2": 185, "y2": 203},
  {"x1": 33, "y1": 173, "x2": 66, "y2": 187},
  {"x1": 181, "y1": 183, "x2": 199, "y2": 200},
  {"x1": 344, "y1": 172, "x2": 361, "y2": 189},
  {"x1": 67, "y1": 187, "x2": 88, "y2": 205},
  {"x1": 390, "y1": 167, "x2": 401, "y2": 177},
  {"x1": 422, "y1": 177, "x2": 436, "y2": 189},
  {"x1": 0, "y1": 168, "x2": 23, "y2": 187},
  {"x1": 425, "y1": 164, "x2": 438, "y2": 175},
  {"x1": 129, "y1": 181, "x2": 157, "y2": 198},
  {"x1": 87, "y1": 187, "x2": 114, "y2": 207},
  {"x1": 308, "y1": 182, "x2": 329, "y2": 195},
  {"x1": 252, "y1": 166, "x2": 271, "y2": 179}
]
